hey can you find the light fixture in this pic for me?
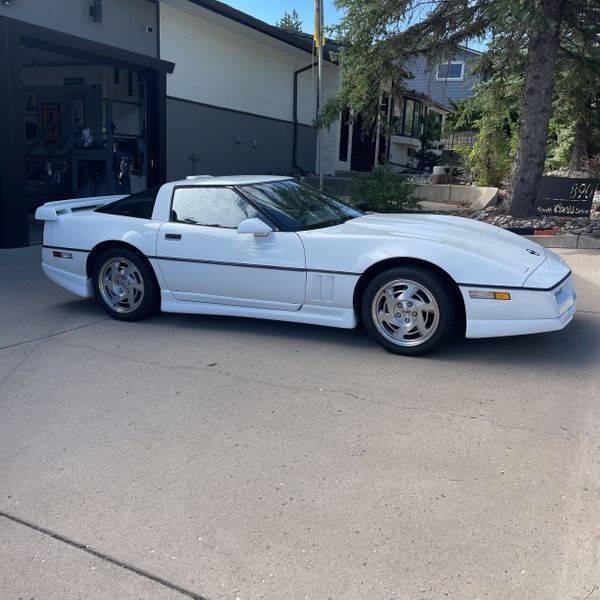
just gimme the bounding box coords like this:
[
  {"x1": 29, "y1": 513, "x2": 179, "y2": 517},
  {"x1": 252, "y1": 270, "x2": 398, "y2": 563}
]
[{"x1": 469, "y1": 290, "x2": 511, "y2": 300}]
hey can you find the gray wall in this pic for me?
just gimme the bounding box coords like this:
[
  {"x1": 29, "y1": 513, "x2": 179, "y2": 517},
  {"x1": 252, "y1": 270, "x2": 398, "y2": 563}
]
[
  {"x1": 166, "y1": 97, "x2": 317, "y2": 180},
  {"x1": 0, "y1": 0, "x2": 158, "y2": 57},
  {"x1": 405, "y1": 49, "x2": 480, "y2": 107}
]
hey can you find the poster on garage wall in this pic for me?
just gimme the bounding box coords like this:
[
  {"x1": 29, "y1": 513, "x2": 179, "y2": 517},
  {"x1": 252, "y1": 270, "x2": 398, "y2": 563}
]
[{"x1": 42, "y1": 103, "x2": 61, "y2": 147}]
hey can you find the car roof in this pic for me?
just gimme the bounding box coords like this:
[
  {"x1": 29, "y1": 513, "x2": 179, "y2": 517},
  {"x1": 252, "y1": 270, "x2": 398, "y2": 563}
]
[{"x1": 172, "y1": 175, "x2": 294, "y2": 186}]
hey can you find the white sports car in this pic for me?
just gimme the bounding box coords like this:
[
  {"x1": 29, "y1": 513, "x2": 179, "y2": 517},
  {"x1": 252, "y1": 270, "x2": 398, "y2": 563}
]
[{"x1": 36, "y1": 175, "x2": 576, "y2": 355}]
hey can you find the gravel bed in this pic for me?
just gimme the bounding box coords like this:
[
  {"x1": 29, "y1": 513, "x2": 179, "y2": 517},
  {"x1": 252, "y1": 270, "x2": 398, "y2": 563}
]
[{"x1": 474, "y1": 196, "x2": 600, "y2": 238}]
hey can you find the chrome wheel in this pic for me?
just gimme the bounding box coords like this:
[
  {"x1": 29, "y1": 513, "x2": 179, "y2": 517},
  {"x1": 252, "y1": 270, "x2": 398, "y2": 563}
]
[
  {"x1": 98, "y1": 257, "x2": 145, "y2": 314},
  {"x1": 371, "y1": 279, "x2": 440, "y2": 347}
]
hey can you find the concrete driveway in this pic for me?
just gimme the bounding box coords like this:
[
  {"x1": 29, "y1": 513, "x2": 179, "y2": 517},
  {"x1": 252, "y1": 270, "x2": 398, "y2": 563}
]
[{"x1": 1, "y1": 246, "x2": 599, "y2": 600}]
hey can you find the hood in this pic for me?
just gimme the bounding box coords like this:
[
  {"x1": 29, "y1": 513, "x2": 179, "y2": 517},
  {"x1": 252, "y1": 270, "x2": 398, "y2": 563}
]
[{"x1": 317, "y1": 213, "x2": 547, "y2": 276}]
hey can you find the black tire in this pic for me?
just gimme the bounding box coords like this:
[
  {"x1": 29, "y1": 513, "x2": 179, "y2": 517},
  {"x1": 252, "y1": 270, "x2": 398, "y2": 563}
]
[
  {"x1": 361, "y1": 266, "x2": 457, "y2": 355},
  {"x1": 92, "y1": 247, "x2": 159, "y2": 321}
]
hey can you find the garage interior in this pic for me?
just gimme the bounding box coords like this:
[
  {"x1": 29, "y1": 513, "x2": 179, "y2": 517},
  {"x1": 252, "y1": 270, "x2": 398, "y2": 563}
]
[{"x1": 21, "y1": 42, "x2": 150, "y2": 242}]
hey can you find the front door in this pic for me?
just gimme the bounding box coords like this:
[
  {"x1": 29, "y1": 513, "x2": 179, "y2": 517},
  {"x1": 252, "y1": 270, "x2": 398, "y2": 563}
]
[
  {"x1": 156, "y1": 186, "x2": 306, "y2": 310},
  {"x1": 350, "y1": 115, "x2": 376, "y2": 172}
]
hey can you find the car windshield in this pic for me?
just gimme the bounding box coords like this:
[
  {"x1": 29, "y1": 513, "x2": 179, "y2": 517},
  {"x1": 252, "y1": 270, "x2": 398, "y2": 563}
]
[{"x1": 239, "y1": 180, "x2": 363, "y2": 231}]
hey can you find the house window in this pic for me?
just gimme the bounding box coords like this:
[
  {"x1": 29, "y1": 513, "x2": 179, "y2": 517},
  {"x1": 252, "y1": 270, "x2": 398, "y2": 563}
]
[
  {"x1": 436, "y1": 61, "x2": 464, "y2": 81},
  {"x1": 392, "y1": 97, "x2": 422, "y2": 138}
]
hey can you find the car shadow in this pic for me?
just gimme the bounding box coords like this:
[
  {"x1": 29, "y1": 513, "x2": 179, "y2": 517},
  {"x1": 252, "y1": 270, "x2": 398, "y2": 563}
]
[
  {"x1": 50, "y1": 297, "x2": 103, "y2": 318},
  {"x1": 150, "y1": 310, "x2": 599, "y2": 371}
]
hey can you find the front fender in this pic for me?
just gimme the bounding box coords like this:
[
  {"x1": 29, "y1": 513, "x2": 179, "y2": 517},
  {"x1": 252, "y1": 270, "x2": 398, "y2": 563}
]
[{"x1": 302, "y1": 234, "x2": 532, "y2": 288}]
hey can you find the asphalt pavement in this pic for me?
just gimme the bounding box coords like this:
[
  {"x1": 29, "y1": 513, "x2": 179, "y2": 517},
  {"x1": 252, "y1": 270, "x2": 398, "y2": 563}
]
[{"x1": 1, "y1": 246, "x2": 599, "y2": 600}]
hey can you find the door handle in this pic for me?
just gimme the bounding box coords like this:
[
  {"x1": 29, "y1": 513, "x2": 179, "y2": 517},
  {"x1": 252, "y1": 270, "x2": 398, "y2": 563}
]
[{"x1": 165, "y1": 233, "x2": 182, "y2": 240}]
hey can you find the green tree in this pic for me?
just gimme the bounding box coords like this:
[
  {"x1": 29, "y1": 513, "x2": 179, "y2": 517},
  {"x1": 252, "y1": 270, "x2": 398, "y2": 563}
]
[
  {"x1": 350, "y1": 167, "x2": 420, "y2": 212},
  {"x1": 548, "y1": 28, "x2": 600, "y2": 170},
  {"x1": 328, "y1": 0, "x2": 600, "y2": 216},
  {"x1": 448, "y1": 18, "x2": 600, "y2": 179},
  {"x1": 413, "y1": 112, "x2": 444, "y2": 171},
  {"x1": 276, "y1": 9, "x2": 303, "y2": 34},
  {"x1": 448, "y1": 48, "x2": 522, "y2": 186}
]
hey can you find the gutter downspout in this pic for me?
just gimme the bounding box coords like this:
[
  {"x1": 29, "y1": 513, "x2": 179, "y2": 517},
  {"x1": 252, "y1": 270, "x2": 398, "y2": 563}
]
[{"x1": 293, "y1": 61, "x2": 317, "y2": 174}]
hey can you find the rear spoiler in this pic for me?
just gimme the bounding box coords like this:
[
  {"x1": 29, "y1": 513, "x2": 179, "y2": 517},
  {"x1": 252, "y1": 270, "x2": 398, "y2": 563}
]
[{"x1": 35, "y1": 195, "x2": 126, "y2": 221}]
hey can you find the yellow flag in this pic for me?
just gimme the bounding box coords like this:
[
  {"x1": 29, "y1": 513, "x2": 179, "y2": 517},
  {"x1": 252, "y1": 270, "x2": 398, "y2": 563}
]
[{"x1": 314, "y1": 0, "x2": 324, "y2": 48}]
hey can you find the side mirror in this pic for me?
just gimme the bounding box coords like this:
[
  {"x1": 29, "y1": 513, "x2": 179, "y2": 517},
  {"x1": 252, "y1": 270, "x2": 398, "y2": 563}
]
[{"x1": 237, "y1": 217, "x2": 273, "y2": 237}]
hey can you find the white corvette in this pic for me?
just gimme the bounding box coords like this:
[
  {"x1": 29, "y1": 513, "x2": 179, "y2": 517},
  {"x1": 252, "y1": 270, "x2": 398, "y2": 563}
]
[{"x1": 35, "y1": 175, "x2": 576, "y2": 355}]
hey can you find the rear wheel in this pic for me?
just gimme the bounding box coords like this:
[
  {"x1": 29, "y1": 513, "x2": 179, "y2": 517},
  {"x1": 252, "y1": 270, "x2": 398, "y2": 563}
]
[
  {"x1": 361, "y1": 267, "x2": 456, "y2": 355},
  {"x1": 92, "y1": 248, "x2": 158, "y2": 321}
]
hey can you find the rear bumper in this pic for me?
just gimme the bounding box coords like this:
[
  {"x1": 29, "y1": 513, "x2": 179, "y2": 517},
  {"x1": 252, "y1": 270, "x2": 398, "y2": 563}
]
[
  {"x1": 462, "y1": 275, "x2": 576, "y2": 339},
  {"x1": 42, "y1": 263, "x2": 93, "y2": 298},
  {"x1": 41, "y1": 246, "x2": 92, "y2": 298}
]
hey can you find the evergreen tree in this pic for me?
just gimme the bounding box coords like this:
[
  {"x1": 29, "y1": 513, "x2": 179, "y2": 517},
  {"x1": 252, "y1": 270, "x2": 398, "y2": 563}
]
[
  {"x1": 328, "y1": 0, "x2": 600, "y2": 216},
  {"x1": 276, "y1": 9, "x2": 303, "y2": 34}
]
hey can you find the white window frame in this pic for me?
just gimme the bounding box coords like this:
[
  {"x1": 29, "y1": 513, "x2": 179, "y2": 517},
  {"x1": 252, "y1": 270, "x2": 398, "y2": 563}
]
[{"x1": 435, "y1": 61, "x2": 465, "y2": 81}]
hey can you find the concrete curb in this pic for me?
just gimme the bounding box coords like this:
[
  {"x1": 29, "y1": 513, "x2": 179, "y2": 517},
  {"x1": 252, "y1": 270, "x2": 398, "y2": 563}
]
[{"x1": 524, "y1": 234, "x2": 600, "y2": 249}]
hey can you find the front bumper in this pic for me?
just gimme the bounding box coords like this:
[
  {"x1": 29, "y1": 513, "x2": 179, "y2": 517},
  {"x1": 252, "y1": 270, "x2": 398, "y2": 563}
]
[{"x1": 462, "y1": 274, "x2": 576, "y2": 339}]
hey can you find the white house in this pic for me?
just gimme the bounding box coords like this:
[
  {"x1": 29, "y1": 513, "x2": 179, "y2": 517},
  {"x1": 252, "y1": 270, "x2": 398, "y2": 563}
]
[{"x1": 159, "y1": 0, "x2": 343, "y2": 179}]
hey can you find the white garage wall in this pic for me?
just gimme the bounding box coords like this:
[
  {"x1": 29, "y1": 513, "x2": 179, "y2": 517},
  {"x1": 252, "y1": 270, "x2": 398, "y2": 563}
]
[
  {"x1": 318, "y1": 64, "x2": 344, "y2": 175},
  {"x1": 161, "y1": 2, "x2": 321, "y2": 125}
]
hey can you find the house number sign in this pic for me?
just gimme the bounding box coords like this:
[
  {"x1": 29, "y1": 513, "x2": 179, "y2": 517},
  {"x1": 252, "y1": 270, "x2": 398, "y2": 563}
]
[{"x1": 535, "y1": 176, "x2": 597, "y2": 218}]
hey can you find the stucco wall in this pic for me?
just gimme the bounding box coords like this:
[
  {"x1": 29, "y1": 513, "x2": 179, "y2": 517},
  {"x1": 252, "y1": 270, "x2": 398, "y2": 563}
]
[
  {"x1": 160, "y1": 0, "x2": 330, "y2": 176},
  {"x1": 161, "y1": 1, "x2": 319, "y2": 125},
  {"x1": 166, "y1": 97, "x2": 316, "y2": 180},
  {"x1": 0, "y1": 0, "x2": 158, "y2": 57}
]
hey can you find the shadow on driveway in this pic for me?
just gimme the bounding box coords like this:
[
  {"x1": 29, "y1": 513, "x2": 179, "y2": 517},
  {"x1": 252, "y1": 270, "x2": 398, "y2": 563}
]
[{"x1": 144, "y1": 308, "x2": 599, "y2": 371}]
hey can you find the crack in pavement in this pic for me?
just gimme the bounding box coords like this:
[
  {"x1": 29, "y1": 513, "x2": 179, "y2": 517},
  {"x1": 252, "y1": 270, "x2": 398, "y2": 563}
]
[
  {"x1": 0, "y1": 318, "x2": 108, "y2": 351},
  {"x1": 0, "y1": 511, "x2": 211, "y2": 600}
]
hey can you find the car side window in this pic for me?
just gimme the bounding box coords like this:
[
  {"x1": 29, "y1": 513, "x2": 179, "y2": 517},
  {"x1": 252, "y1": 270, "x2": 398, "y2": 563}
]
[
  {"x1": 171, "y1": 187, "x2": 258, "y2": 228},
  {"x1": 95, "y1": 186, "x2": 160, "y2": 219}
]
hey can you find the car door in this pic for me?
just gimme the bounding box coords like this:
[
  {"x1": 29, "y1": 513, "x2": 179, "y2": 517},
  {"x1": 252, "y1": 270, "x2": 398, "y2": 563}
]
[{"x1": 156, "y1": 186, "x2": 306, "y2": 310}]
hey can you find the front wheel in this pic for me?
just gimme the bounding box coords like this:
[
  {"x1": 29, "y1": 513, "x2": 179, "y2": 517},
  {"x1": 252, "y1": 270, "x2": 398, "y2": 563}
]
[
  {"x1": 92, "y1": 247, "x2": 158, "y2": 321},
  {"x1": 361, "y1": 267, "x2": 457, "y2": 355}
]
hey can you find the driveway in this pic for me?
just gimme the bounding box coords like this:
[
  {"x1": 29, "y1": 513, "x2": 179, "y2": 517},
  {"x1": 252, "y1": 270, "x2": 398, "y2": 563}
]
[{"x1": 1, "y1": 246, "x2": 599, "y2": 600}]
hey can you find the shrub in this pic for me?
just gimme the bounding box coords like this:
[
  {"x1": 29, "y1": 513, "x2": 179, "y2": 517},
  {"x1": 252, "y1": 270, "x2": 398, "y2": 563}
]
[
  {"x1": 350, "y1": 167, "x2": 420, "y2": 212},
  {"x1": 455, "y1": 133, "x2": 512, "y2": 188}
]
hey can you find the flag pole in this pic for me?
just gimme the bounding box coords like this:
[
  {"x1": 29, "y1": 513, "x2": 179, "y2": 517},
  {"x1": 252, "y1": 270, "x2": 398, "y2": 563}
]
[{"x1": 315, "y1": 0, "x2": 324, "y2": 190}]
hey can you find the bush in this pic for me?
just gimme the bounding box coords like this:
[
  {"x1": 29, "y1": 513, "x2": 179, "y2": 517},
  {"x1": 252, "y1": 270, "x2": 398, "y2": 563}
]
[
  {"x1": 350, "y1": 167, "x2": 420, "y2": 212},
  {"x1": 455, "y1": 134, "x2": 512, "y2": 188}
]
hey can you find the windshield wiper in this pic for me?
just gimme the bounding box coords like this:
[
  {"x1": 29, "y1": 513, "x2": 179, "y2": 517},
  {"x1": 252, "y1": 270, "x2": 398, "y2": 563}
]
[
  {"x1": 317, "y1": 217, "x2": 349, "y2": 228},
  {"x1": 181, "y1": 218, "x2": 229, "y2": 228}
]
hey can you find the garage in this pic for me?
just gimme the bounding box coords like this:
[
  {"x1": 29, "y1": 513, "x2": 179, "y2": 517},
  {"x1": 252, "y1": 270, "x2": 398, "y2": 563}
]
[{"x1": 0, "y1": 4, "x2": 172, "y2": 248}]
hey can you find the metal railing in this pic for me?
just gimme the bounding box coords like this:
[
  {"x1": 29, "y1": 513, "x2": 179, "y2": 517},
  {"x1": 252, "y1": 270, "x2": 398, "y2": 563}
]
[{"x1": 441, "y1": 130, "x2": 478, "y2": 149}]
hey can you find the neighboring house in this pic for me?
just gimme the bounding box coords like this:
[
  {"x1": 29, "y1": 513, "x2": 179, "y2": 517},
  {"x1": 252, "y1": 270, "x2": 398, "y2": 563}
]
[
  {"x1": 387, "y1": 92, "x2": 452, "y2": 171},
  {"x1": 406, "y1": 48, "x2": 481, "y2": 108},
  {"x1": 387, "y1": 48, "x2": 481, "y2": 171},
  {"x1": 333, "y1": 47, "x2": 481, "y2": 173}
]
